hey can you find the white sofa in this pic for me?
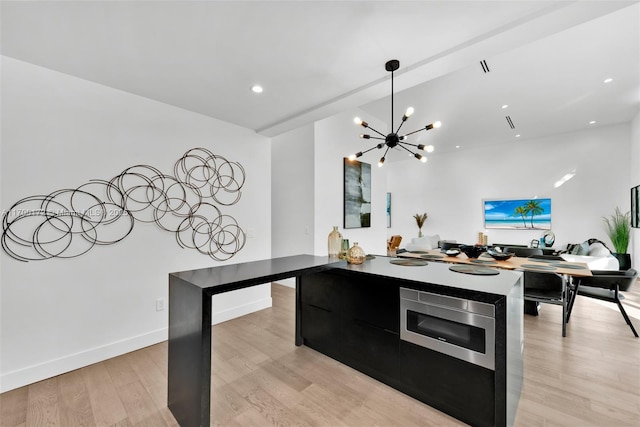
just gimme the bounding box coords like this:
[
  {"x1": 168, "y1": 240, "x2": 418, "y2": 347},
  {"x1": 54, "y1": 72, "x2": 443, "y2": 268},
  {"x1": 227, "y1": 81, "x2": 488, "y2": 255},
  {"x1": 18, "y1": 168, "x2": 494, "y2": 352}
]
[
  {"x1": 405, "y1": 234, "x2": 440, "y2": 252},
  {"x1": 560, "y1": 241, "x2": 619, "y2": 270}
]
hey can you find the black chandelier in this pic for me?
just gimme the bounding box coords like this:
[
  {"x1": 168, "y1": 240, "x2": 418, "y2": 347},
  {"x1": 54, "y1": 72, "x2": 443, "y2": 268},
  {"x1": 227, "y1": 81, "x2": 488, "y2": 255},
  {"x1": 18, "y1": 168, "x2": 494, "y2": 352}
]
[{"x1": 349, "y1": 59, "x2": 441, "y2": 167}]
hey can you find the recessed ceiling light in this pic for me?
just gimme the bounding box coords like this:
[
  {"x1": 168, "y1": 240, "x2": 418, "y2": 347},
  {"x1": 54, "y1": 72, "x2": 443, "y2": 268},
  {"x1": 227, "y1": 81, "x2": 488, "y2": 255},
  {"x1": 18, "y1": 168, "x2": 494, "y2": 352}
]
[
  {"x1": 501, "y1": 104, "x2": 508, "y2": 109},
  {"x1": 515, "y1": 134, "x2": 521, "y2": 138},
  {"x1": 455, "y1": 145, "x2": 460, "y2": 149},
  {"x1": 250, "y1": 85, "x2": 263, "y2": 94},
  {"x1": 589, "y1": 120, "x2": 596, "y2": 125},
  {"x1": 603, "y1": 78, "x2": 613, "y2": 83}
]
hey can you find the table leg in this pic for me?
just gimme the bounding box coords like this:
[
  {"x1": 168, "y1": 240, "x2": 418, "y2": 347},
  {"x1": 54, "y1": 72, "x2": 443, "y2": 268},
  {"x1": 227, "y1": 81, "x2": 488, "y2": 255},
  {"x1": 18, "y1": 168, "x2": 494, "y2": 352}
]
[
  {"x1": 295, "y1": 275, "x2": 302, "y2": 346},
  {"x1": 168, "y1": 276, "x2": 212, "y2": 427}
]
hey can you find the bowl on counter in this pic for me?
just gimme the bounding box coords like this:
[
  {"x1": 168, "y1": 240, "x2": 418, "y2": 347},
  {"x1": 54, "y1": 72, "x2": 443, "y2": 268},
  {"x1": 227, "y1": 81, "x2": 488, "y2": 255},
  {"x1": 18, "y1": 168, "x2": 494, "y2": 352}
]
[
  {"x1": 442, "y1": 248, "x2": 461, "y2": 257},
  {"x1": 486, "y1": 249, "x2": 515, "y2": 261},
  {"x1": 459, "y1": 244, "x2": 487, "y2": 259}
]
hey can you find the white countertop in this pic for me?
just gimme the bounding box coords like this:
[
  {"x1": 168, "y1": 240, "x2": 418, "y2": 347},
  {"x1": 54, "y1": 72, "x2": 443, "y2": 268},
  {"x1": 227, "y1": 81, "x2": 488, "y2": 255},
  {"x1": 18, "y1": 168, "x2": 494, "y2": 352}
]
[{"x1": 340, "y1": 256, "x2": 522, "y2": 296}]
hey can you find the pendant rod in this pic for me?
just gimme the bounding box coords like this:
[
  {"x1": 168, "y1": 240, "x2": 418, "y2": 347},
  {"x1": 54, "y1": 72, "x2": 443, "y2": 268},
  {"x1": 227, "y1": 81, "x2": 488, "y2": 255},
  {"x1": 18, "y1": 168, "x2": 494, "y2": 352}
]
[{"x1": 391, "y1": 68, "x2": 394, "y2": 134}]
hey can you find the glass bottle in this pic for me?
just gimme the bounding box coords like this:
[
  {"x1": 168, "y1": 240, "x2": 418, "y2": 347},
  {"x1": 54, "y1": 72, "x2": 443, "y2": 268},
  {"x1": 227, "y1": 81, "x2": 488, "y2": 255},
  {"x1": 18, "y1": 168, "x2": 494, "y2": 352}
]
[
  {"x1": 346, "y1": 242, "x2": 366, "y2": 265},
  {"x1": 328, "y1": 226, "x2": 342, "y2": 257},
  {"x1": 340, "y1": 239, "x2": 350, "y2": 259}
]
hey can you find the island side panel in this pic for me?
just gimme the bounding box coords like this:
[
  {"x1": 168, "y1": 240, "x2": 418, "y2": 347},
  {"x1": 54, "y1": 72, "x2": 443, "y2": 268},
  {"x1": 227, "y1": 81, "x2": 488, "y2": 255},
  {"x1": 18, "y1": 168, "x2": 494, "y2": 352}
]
[
  {"x1": 506, "y1": 275, "x2": 524, "y2": 427},
  {"x1": 168, "y1": 274, "x2": 212, "y2": 427}
]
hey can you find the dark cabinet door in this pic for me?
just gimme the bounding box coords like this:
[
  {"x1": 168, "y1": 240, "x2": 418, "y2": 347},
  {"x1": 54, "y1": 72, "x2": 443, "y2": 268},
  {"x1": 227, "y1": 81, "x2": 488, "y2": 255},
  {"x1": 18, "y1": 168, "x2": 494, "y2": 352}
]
[
  {"x1": 300, "y1": 302, "x2": 341, "y2": 358},
  {"x1": 399, "y1": 341, "x2": 495, "y2": 427},
  {"x1": 299, "y1": 271, "x2": 342, "y2": 311},
  {"x1": 341, "y1": 318, "x2": 398, "y2": 380},
  {"x1": 299, "y1": 272, "x2": 343, "y2": 358},
  {"x1": 341, "y1": 274, "x2": 399, "y2": 332},
  {"x1": 340, "y1": 273, "x2": 399, "y2": 379}
]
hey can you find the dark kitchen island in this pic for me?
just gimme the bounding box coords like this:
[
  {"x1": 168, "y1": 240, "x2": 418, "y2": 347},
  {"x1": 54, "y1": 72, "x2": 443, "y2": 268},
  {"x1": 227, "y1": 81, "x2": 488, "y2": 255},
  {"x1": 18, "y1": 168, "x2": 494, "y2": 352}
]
[{"x1": 168, "y1": 255, "x2": 523, "y2": 427}]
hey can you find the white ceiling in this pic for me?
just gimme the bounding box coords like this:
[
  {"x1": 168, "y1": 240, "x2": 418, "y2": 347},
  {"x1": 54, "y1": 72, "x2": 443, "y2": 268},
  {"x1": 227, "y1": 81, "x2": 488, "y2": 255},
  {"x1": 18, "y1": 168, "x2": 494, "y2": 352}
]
[{"x1": 2, "y1": 1, "x2": 639, "y2": 156}]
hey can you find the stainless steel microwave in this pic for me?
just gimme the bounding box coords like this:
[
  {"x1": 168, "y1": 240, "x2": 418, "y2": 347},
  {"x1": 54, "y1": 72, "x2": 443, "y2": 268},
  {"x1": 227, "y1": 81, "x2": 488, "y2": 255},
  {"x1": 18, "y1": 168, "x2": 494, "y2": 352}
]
[{"x1": 400, "y1": 288, "x2": 496, "y2": 370}]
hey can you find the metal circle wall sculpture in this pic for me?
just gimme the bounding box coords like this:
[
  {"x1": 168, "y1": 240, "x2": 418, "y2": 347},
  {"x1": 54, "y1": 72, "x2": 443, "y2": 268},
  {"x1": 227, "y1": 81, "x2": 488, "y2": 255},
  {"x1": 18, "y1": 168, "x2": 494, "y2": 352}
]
[{"x1": 1, "y1": 148, "x2": 246, "y2": 262}]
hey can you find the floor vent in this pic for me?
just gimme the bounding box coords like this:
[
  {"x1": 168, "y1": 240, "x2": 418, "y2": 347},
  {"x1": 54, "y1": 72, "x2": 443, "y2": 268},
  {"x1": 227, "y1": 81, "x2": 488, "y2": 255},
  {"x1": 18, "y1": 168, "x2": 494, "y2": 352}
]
[
  {"x1": 506, "y1": 116, "x2": 515, "y2": 129},
  {"x1": 480, "y1": 60, "x2": 490, "y2": 73}
]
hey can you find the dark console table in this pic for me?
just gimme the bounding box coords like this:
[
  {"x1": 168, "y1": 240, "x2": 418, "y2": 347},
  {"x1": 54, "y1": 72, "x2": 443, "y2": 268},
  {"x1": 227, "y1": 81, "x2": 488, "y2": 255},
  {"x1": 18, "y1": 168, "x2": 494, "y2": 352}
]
[{"x1": 167, "y1": 255, "x2": 341, "y2": 427}]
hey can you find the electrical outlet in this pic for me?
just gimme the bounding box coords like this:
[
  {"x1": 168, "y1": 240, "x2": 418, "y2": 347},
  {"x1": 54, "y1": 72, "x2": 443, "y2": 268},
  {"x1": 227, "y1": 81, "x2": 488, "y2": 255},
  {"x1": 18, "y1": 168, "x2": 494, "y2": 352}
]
[{"x1": 156, "y1": 298, "x2": 165, "y2": 311}]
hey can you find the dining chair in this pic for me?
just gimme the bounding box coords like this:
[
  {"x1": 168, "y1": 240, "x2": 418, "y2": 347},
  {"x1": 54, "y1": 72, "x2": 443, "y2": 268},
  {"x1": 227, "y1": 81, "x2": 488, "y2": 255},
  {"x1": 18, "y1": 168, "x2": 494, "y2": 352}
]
[
  {"x1": 567, "y1": 268, "x2": 638, "y2": 337},
  {"x1": 504, "y1": 247, "x2": 569, "y2": 336}
]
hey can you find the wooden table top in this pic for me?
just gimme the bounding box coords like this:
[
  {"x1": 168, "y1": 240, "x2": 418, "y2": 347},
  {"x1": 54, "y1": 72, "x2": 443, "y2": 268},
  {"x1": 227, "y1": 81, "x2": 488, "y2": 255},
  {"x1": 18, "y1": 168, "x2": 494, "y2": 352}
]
[{"x1": 398, "y1": 249, "x2": 592, "y2": 277}]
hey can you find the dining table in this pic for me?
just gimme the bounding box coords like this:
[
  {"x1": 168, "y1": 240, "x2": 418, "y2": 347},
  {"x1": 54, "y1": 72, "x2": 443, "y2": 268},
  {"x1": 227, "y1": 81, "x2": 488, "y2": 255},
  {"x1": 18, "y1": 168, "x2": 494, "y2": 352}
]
[{"x1": 397, "y1": 249, "x2": 592, "y2": 277}]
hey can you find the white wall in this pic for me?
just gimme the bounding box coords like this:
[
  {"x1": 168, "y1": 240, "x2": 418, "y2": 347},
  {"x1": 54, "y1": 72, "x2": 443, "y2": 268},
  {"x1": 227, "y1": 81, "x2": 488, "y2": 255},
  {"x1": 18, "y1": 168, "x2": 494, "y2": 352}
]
[
  {"x1": 271, "y1": 125, "x2": 315, "y2": 287},
  {"x1": 271, "y1": 125, "x2": 315, "y2": 257},
  {"x1": 386, "y1": 124, "x2": 631, "y2": 252},
  {"x1": 0, "y1": 57, "x2": 272, "y2": 392},
  {"x1": 631, "y1": 111, "x2": 640, "y2": 269},
  {"x1": 313, "y1": 110, "x2": 390, "y2": 257}
]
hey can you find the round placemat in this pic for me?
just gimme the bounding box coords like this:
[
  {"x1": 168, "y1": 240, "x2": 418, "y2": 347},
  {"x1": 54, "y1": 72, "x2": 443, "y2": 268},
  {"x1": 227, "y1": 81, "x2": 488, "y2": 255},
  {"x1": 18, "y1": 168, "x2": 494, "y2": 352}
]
[
  {"x1": 390, "y1": 259, "x2": 429, "y2": 266},
  {"x1": 526, "y1": 257, "x2": 559, "y2": 263},
  {"x1": 408, "y1": 250, "x2": 429, "y2": 254},
  {"x1": 549, "y1": 263, "x2": 586, "y2": 269},
  {"x1": 449, "y1": 265, "x2": 500, "y2": 275},
  {"x1": 520, "y1": 264, "x2": 557, "y2": 271},
  {"x1": 469, "y1": 259, "x2": 497, "y2": 265},
  {"x1": 420, "y1": 254, "x2": 445, "y2": 260}
]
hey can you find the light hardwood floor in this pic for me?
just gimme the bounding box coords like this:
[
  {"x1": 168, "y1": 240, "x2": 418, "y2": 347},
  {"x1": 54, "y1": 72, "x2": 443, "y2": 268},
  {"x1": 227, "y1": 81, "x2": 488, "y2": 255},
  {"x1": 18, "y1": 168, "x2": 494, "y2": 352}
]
[{"x1": 2, "y1": 281, "x2": 639, "y2": 426}]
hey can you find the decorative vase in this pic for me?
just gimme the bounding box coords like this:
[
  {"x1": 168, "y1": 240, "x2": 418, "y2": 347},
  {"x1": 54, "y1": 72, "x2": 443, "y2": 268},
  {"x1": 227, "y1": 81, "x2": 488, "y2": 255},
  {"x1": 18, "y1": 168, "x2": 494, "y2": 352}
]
[
  {"x1": 328, "y1": 226, "x2": 342, "y2": 257},
  {"x1": 346, "y1": 242, "x2": 366, "y2": 265},
  {"x1": 418, "y1": 230, "x2": 423, "y2": 238}
]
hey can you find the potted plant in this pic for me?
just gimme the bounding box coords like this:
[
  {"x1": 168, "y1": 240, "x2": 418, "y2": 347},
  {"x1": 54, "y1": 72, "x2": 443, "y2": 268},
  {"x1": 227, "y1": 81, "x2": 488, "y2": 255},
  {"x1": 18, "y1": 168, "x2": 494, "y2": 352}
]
[
  {"x1": 413, "y1": 213, "x2": 428, "y2": 238},
  {"x1": 602, "y1": 207, "x2": 631, "y2": 270}
]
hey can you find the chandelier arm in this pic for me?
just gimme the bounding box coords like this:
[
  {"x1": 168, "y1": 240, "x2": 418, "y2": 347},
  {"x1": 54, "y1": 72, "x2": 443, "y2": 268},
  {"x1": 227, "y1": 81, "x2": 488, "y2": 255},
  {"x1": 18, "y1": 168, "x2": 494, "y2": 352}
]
[
  {"x1": 361, "y1": 145, "x2": 383, "y2": 155},
  {"x1": 402, "y1": 127, "x2": 428, "y2": 137},
  {"x1": 382, "y1": 146, "x2": 391, "y2": 158},
  {"x1": 365, "y1": 136, "x2": 386, "y2": 141},
  {"x1": 395, "y1": 118, "x2": 408, "y2": 135},
  {"x1": 365, "y1": 125, "x2": 387, "y2": 138},
  {"x1": 399, "y1": 141, "x2": 420, "y2": 148},
  {"x1": 397, "y1": 143, "x2": 417, "y2": 156}
]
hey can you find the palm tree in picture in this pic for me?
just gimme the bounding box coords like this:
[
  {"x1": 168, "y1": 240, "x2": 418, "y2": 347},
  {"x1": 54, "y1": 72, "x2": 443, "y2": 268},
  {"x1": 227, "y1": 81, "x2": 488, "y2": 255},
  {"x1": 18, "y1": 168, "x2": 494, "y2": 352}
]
[
  {"x1": 514, "y1": 206, "x2": 528, "y2": 228},
  {"x1": 525, "y1": 200, "x2": 544, "y2": 228}
]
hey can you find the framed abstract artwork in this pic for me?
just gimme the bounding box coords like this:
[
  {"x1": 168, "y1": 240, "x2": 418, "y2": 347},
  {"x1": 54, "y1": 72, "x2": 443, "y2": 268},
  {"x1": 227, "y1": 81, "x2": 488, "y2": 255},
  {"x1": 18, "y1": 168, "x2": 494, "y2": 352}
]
[
  {"x1": 386, "y1": 192, "x2": 392, "y2": 228},
  {"x1": 344, "y1": 158, "x2": 371, "y2": 228},
  {"x1": 632, "y1": 185, "x2": 639, "y2": 228},
  {"x1": 483, "y1": 198, "x2": 551, "y2": 230}
]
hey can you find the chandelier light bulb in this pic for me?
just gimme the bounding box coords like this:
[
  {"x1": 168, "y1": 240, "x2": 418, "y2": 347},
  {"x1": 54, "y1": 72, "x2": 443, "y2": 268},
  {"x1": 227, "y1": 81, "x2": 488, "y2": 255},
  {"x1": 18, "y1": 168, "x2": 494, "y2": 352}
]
[
  {"x1": 405, "y1": 107, "x2": 414, "y2": 117},
  {"x1": 354, "y1": 117, "x2": 362, "y2": 125},
  {"x1": 426, "y1": 145, "x2": 435, "y2": 153},
  {"x1": 378, "y1": 157, "x2": 386, "y2": 167},
  {"x1": 434, "y1": 121, "x2": 442, "y2": 128}
]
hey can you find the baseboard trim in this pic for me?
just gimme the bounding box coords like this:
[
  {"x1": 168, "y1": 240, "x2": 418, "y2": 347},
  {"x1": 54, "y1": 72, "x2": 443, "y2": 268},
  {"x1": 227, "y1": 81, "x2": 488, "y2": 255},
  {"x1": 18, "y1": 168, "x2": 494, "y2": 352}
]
[
  {"x1": 0, "y1": 327, "x2": 167, "y2": 393},
  {"x1": 1, "y1": 296, "x2": 273, "y2": 393},
  {"x1": 212, "y1": 297, "x2": 272, "y2": 325}
]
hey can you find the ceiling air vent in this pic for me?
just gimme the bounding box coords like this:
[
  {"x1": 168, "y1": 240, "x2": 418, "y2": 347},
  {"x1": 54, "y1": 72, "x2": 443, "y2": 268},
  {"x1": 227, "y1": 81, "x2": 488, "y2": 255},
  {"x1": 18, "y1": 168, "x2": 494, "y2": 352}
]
[
  {"x1": 506, "y1": 116, "x2": 515, "y2": 129},
  {"x1": 480, "y1": 60, "x2": 490, "y2": 73}
]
